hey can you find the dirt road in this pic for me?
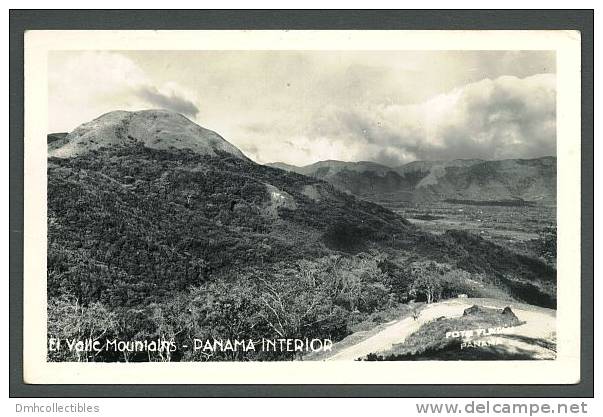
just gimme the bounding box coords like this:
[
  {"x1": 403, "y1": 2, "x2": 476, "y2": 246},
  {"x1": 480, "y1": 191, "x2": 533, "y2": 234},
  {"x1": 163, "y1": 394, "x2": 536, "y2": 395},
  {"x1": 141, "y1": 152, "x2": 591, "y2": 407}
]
[{"x1": 325, "y1": 298, "x2": 556, "y2": 361}]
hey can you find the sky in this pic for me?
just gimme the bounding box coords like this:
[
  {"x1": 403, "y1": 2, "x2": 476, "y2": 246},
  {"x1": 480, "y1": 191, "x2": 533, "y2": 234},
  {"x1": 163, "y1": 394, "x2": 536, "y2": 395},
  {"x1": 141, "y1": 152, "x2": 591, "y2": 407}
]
[{"x1": 48, "y1": 50, "x2": 556, "y2": 166}]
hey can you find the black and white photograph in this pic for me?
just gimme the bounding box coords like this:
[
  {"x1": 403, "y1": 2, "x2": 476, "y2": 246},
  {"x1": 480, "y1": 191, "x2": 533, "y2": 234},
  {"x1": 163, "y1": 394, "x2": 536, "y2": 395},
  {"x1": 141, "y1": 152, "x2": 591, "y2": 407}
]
[
  {"x1": 16, "y1": 27, "x2": 585, "y2": 387},
  {"x1": 45, "y1": 48, "x2": 559, "y2": 363}
]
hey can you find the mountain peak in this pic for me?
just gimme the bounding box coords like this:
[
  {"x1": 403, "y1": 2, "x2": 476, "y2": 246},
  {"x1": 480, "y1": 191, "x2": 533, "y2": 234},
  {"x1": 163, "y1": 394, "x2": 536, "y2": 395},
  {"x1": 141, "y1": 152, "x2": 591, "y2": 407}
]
[{"x1": 49, "y1": 109, "x2": 248, "y2": 160}]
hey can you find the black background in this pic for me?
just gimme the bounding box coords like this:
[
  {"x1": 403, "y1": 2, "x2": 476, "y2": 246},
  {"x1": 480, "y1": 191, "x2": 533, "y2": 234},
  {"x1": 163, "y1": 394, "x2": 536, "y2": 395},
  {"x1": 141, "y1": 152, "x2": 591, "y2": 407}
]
[{"x1": 9, "y1": 9, "x2": 594, "y2": 398}]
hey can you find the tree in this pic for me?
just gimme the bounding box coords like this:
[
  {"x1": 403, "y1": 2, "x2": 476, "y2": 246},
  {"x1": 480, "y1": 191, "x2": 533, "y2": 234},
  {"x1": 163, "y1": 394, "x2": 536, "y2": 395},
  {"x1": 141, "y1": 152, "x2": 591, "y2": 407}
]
[
  {"x1": 411, "y1": 274, "x2": 442, "y2": 304},
  {"x1": 409, "y1": 261, "x2": 449, "y2": 304}
]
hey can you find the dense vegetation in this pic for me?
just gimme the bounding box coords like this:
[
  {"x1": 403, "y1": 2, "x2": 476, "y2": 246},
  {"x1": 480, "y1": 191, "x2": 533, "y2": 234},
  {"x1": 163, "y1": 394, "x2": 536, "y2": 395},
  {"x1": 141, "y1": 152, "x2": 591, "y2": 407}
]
[{"x1": 47, "y1": 144, "x2": 556, "y2": 362}]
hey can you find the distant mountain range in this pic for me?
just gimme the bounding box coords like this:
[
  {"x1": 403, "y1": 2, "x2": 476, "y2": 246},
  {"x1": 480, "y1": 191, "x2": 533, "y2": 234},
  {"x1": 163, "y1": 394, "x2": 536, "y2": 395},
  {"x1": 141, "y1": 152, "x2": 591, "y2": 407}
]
[{"x1": 267, "y1": 156, "x2": 556, "y2": 205}]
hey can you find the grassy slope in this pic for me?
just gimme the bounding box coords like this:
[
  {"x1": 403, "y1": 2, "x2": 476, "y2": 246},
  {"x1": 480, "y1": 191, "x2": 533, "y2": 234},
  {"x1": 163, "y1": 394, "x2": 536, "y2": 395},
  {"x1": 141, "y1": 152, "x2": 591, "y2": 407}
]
[
  {"x1": 383, "y1": 305, "x2": 522, "y2": 357},
  {"x1": 365, "y1": 300, "x2": 555, "y2": 361}
]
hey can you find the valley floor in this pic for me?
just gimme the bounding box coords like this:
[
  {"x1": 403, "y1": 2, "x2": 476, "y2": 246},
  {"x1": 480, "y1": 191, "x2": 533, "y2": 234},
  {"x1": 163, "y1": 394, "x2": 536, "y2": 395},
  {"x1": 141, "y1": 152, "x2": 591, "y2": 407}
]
[{"x1": 381, "y1": 201, "x2": 556, "y2": 263}]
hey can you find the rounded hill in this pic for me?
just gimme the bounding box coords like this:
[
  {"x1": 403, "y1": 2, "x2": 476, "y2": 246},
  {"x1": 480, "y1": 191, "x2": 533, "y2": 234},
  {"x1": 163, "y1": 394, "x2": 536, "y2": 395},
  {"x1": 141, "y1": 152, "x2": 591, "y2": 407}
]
[{"x1": 49, "y1": 109, "x2": 248, "y2": 160}]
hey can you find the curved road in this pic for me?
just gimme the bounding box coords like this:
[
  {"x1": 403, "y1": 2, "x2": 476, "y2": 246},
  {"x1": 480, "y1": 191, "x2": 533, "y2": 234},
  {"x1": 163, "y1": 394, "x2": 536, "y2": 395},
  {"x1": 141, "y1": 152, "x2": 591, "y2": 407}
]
[{"x1": 325, "y1": 298, "x2": 556, "y2": 361}]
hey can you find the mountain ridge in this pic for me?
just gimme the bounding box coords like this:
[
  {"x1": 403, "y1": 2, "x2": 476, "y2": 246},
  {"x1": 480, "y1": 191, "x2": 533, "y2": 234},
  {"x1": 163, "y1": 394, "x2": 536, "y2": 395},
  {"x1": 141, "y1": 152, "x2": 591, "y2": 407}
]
[{"x1": 266, "y1": 156, "x2": 556, "y2": 204}]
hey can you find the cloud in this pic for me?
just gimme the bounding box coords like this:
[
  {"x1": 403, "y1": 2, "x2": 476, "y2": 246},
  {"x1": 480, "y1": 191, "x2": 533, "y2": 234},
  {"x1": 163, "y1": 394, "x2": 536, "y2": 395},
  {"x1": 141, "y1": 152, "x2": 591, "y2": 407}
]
[
  {"x1": 135, "y1": 86, "x2": 199, "y2": 117},
  {"x1": 49, "y1": 51, "x2": 555, "y2": 166},
  {"x1": 48, "y1": 51, "x2": 200, "y2": 132},
  {"x1": 302, "y1": 73, "x2": 556, "y2": 166}
]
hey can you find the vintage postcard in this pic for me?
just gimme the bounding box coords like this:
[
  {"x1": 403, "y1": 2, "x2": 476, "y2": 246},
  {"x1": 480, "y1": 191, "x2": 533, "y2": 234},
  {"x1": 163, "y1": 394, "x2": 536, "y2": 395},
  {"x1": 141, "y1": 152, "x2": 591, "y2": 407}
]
[{"x1": 22, "y1": 30, "x2": 582, "y2": 384}]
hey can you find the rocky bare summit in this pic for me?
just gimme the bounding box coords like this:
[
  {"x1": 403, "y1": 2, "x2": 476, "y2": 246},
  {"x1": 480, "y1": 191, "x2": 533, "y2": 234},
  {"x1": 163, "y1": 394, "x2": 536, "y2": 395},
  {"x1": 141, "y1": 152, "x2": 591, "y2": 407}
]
[{"x1": 49, "y1": 109, "x2": 248, "y2": 160}]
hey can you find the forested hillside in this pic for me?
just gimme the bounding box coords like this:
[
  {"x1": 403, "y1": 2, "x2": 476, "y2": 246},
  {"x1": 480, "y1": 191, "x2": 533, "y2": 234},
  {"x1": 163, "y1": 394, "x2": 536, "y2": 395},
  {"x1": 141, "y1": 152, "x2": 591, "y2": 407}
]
[
  {"x1": 48, "y1": 144, "x2": 556, "y2": 362},
  {"x1": 47, "y1": 111, "x2": 556, "y2": 362}
]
